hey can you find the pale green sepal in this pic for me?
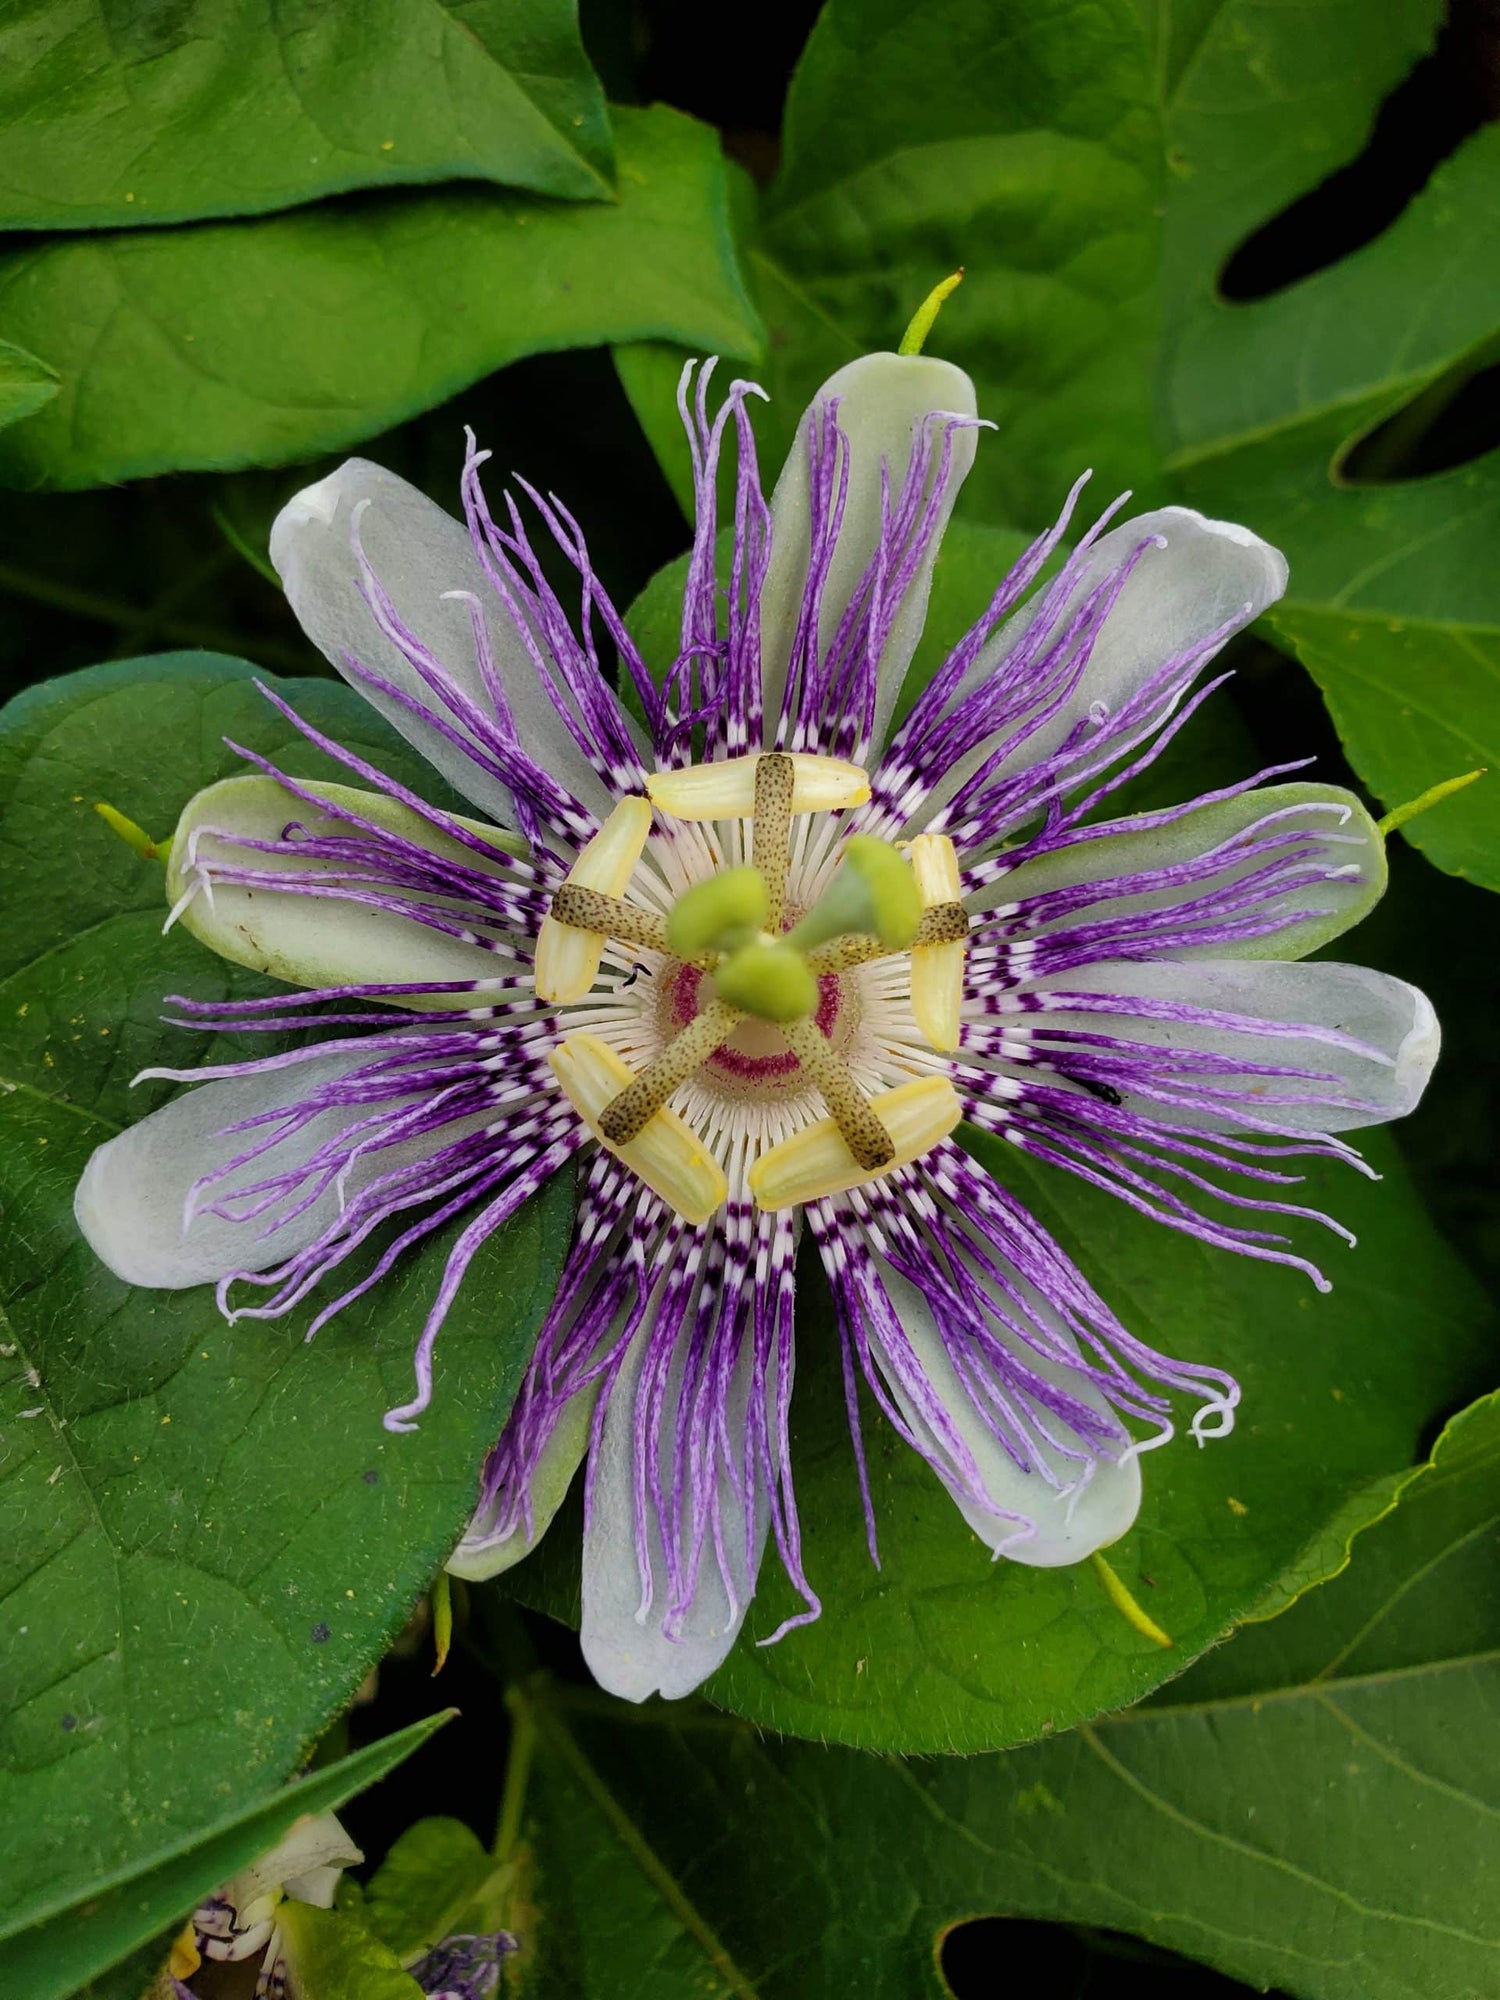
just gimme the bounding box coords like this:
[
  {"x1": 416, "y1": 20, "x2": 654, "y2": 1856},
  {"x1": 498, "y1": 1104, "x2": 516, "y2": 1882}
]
[
  {"x1": 446, "y1": 1380, "x2": 599, "y2": 1582},
  {"x1": 276, "y1": 1900, "x2": 425, "y2": 2000},
  {"x1": 986, "y1": 782, "x2": 1387, "y2": 962},
  {"x1": 166, "y1": 774, "x2": 527, "y2": 1008}
]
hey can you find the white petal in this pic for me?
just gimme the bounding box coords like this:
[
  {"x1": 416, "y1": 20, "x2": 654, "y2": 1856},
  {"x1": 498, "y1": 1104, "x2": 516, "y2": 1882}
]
[
  {"x1": 873, "y1": 1269, "x2": 1141, "y2": 1567},
  {"x1": 1026, "y1": 959, "x2": 1439, "y2": 1133},
  {"x1": 167, "y1": 775, "x2": 525, "y2": 1007},
  {"x1": 947, "y1": 505, "x2": 1288, "y2": 792},
  {"x1": 224, "y1": 1813, "x2": 361, "y2": 1916},
  {"x1": 985, "y1": 781, "x2": 1387, "y2": 962},
  {"x1": 75, "y1": 1047, "x2": 458, "y2": 1289},
  {"x1": 580, "y1": 1312, "x2": 768, "y2": 1702},
  {"x1": 446, "y1": 1383, "x2": 598, "y2": 1582},
  {"x1": 270, "y1": 458, "x2": 613, "y2": 820},
  {"x1": 759, "y1": 352, "x2": 978, "y2": 756}
]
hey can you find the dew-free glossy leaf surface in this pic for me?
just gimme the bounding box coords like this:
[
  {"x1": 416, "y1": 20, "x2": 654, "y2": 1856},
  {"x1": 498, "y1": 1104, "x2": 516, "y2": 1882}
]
[
  {"x1": 513, "y1": 1388, "x2": 1500, "y2": 2000},
  {"x1": 0, "y1": 655, "x2": 573, "y2": 1936},
  {"x1": 0, "y1": 0, "x2": 613, "y2": 228},
  {"x1": 0, "y1": 106, "x2": 761, "y2": 491},
  {"x1": 0, "y1": 1711, "x2": 451, "y2": 2000}
]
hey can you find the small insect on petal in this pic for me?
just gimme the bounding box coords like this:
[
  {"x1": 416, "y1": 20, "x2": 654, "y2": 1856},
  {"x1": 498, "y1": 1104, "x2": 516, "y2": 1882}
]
[
  {"x1": 535, "y1": 797, "x2": 653, "y2": 1004},
  {"x1": 550, "y1": 1032, "x2": 728, "y2": 1225},
  {"x1": 648, "y1": 752, "x2": 870, "y2": 820},
  {"x1": 907, "y1": 832, "x2": 966, "y2": 1052},
  {"x1": 749, "y1": 1075, "x2": 962, "y2": 1209}
]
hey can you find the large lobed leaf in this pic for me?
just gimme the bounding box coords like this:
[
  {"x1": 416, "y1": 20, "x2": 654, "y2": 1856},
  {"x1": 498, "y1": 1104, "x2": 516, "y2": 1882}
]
[
  {"x1": 512, "y1": 1386, "x2": 1500, "y2": 2000},
  {"x1": 0, "y1": 655, "x2": 573, "y2": 1943},
  {"x1": 1149, "y1": 0, "x2": 1500, "y2": 891},
  {"x1": 616, "y1": 0, "x2": 1163, "y2": 532},
  {"x1": 620, "y1": 0, "x2": 1500, "y2": 892},
  {"x1": 0, "y1": 0, "x2": 613, "y2": 227},
  {"x1": 0, "y1": 104, "x2": 762, "y2": 491}
]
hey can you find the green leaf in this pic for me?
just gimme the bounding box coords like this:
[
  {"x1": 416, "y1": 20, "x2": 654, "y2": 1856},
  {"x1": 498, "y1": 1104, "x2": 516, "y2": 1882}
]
[
  {"x1": 617, "y1": 0, "x2": 1163, "y2": 534},
  {"x1": 0, "y1": 654, "x2": 573, "y2": 1939},
  {"x1": 0, "y1": 104, "x2": 763, "y2": 491},
  {"x1": 1146, "y1": 1, "x2": 1500, "y2": 888},
  {"x1": 364, "y1": 1816, "x2": 512, "y2": 1960},
  {"x1": 0, "y1": 335, "x2": 57, "y2": 431},
  {"x1": 513, "y1": 1389, "x2": 1500, "y2": 1999},
  {"x1": 0, "y1": 1711, "x2": 451, "y2": 2000},
  {"x1": 0, "y1": 0, "x2": 613, "y2": 227},
  {"x1": 279, "y1": 1903, "x2": 426, "y2": 2000}
]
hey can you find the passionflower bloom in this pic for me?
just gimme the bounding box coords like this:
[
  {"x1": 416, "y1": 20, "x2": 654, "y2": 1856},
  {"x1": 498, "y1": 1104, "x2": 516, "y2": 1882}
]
[{"x1": 75, "y1": 336, "x2": 1437, "y2": 1701}]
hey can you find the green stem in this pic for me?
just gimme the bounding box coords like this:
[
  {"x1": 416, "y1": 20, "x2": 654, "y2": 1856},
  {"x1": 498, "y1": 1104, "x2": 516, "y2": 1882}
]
[
  {"x1": 430, "y1": 1570, "x2": 454, "y2": 1676},
  {"x1": 1090, "y1": 1551, "x2": 1173, "y2": 1649},
  {"x1": 898, "y1": 269, "x2": 964, "y2": 356},
  {"x1": 494, "y1": 1697, "x2": 537, "y2": 1861},
  {"x1": 1376, "y1": 768, "x2": 1485, "y2": 837},
  {"x1": 0, "y1": 558, "x2": 310, "y2": 672},
  {"x1": 94, "y1": 800, "x2": 166, "y2": 862}
]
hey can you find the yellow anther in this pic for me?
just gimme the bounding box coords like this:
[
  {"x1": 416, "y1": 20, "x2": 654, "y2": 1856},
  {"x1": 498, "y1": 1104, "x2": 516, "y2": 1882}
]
[
  {"x1": 748, "y1": 1075, "x2": 962, "y2": 1210},
  {"x1": 550, "y1": 1032, "x2": 728, "y2": 1226},
  {"x1": 906, "y1": 833, "x2": 966, "y2": 1052},
  {"x1": 647, "y1": 752, "x2": 870, "y2": 822},
  {"x1": 168, "y1": 1924, "x2": 202, "y2": 1979},
  {"x1": 534, "y1": 798, "x2": 652, "y2": 1004}
]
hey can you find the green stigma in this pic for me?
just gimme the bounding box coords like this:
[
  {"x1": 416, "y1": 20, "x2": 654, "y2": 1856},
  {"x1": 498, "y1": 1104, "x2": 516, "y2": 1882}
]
[
  {"x1": 898, "y1": 269, "x2": 965, "y2": 357},
  {"x1": 786, "y1": 835, "x2": 922, "y2": 954},
  {"x1": 667, "y1": 865, "x2": 768, "y2": 957},
  {"x1": 714, "y1": 940, "x2": 820, "y2": 1022}
]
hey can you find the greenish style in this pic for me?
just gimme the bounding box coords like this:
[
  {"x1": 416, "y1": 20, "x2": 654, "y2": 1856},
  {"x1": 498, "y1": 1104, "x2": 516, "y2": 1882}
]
[
  {"x1": 0, "y1": 1710, "x2": 452, "y2": 2000},
  {"x1": 510, "y1": 1388, "x2": 1500, "y2": 2000},
  {"x1": 666, "y1": 867, "x2": 769, "y2": 957},
  {"x1": 0, "y1": 105, "x2": 762, "y2": 491},
  {"x1": 784, "y1": 836, "x2": 921, "y2": 954},
  {"x1": 0, "y1": 655, "x2": 573, "y2": 1940},
  {"x1": 0, "y1": 0, "x2": 613, "y2": 227}
]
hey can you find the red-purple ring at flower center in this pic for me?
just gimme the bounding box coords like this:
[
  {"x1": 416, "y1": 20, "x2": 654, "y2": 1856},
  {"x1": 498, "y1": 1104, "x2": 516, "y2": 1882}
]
[{"x1": 669, "y1": 963, "x2": 841, "y2": 1080}]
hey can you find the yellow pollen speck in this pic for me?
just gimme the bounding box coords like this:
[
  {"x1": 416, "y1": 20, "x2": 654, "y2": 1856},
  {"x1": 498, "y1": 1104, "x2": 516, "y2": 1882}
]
[{"x1": 1227, "y1": 1496, "x2": 1248, "y2": 1517}]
